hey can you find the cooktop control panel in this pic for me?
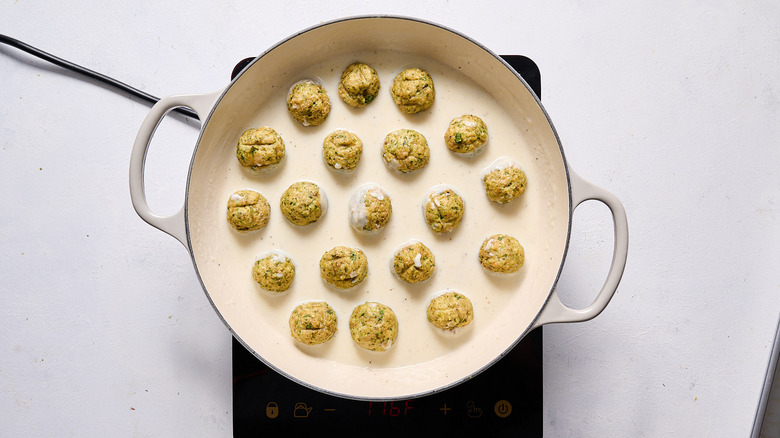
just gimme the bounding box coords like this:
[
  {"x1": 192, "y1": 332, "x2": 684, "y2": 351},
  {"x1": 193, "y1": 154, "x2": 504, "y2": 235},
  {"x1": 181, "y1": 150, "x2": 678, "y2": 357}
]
[{"x1": 232, "y1": 327, "x2": 542, "y2": 436}]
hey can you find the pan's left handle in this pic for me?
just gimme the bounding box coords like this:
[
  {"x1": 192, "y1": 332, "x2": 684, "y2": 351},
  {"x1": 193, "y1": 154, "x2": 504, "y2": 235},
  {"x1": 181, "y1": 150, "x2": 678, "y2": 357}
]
[
  {"x1": 532, "y1": 169, "x2": 629, "y2": 328},
  {"x1": 129, "y1": 91, "x2": 221, "y2": 247}
]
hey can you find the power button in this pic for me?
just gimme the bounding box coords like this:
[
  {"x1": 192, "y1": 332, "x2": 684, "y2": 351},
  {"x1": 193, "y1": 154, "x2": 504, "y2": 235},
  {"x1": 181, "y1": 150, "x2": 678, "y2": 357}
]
[{"x1": 494, "y1": 400, "x2": 512, "y2": 418}]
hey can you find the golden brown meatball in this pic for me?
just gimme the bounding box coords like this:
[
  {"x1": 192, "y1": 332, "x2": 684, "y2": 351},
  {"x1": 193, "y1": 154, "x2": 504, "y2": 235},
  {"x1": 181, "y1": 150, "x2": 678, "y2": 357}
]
[
  {"x1": 251, "y1": 251, "x2": 295, "y2": 293},
  {"x1": 423, "y1": 186, "x2": 464, "y2": 233},
  {"x1": 382, "y1": 129, "x2": 430, "y2": 174},
  {"x1": 348, "y1": 183, "x2": 392, "y2": 233},
  {"x1": 390, "y1": 68, "x2": 435, "y2": 114},
  {"x1": 338, "y1": 62, "x2": 380, "y2": 108},
  {"x1": 444, "y1": 114, "x2": 488, "y2": 155},
  {"x1": 349, "y1": 302, "x2": 398, "y2": 351},
  {"x1": 479, "y1": 234, "x2": 525, "y2": 274},
  {"x1": 235, "y1": 127, "x2": 286, "y2": 174},
  {"x1": 279, "y1": 181, "x2": 327, "y2": 226},
  {"x1": 319, "y1": 246, "x2": 368, "y2": 289},
  {"x1": 392, "y1": 240, "x2": 435, "y2": 284},
  {"x1": 427, "y1": 291, "x2": 474, "y2": 331},
  {"x1": 226, "y1": 189, "x2": 270, "y2": 233},
  {"x1": 482, "y1": 157, "x2": 528, "y2": 204},
  {"x1": 287, "y1": 80, "x2": 331, "y2": 126},
  {"x1": 322, "y1": 130, "x2": 363, "y2": 172},
  {"x1": 289, "y1": 301, "x2": 337, "y2": 345}
]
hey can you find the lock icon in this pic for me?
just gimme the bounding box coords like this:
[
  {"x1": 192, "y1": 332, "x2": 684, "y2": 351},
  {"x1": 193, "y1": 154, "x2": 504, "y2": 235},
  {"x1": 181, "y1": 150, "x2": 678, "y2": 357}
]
[{"x1": 265, "y1": 402, "x2": 279, "y2": 419}]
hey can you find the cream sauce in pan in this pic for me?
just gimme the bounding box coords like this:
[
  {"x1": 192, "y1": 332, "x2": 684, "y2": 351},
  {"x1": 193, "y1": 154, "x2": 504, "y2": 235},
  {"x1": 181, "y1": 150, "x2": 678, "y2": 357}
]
[{"x1": 188, "y1": 46, "x2": 567, "y2": 391}]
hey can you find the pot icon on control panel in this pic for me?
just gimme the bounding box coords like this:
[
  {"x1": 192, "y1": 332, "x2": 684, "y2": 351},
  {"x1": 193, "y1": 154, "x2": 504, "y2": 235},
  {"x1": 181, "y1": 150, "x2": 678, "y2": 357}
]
[{"x1": 293, "y1": 402, "x2": 313, "y2": 418}]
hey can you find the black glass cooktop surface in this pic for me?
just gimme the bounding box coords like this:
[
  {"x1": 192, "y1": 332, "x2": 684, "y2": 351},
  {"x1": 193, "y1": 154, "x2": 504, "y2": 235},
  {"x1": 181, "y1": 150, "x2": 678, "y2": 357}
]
[{"x1": 233, "y1": 55, "x2": 543, "y2": 438}]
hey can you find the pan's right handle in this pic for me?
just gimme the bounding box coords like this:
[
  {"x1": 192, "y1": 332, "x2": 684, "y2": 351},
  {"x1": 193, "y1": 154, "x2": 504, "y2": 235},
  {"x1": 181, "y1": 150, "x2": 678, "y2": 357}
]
[
  {"x1": 129, "y1": 91, "x2": 221, "y2": 247},
  {"x1": 533, "y1": 169, "x2": 629, "y2": 328}
]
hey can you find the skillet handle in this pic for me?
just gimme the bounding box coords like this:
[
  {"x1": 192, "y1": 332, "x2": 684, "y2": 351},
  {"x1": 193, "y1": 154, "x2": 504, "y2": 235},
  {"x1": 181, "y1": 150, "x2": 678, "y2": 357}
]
[
  {"x1": 128, "y1": 91, "x2": 220, "y2": 247},
  {"x1": 533, "y1": 169, "x2": 629, "y2": 327}
]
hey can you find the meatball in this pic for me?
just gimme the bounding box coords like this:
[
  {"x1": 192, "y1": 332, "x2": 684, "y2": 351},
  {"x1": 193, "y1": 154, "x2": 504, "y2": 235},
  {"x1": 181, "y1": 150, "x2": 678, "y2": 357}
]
[
  {"x1": 289, "y1": 301, "x2": 337, "y2": 345},
  {"x1": 427, "y1": 291, "x2": 474, "y2": 331},
  {"x1": 423, "y1": 185, "x2": 464, "y2": 233},
  {"x1": 382, "y1": 129, "x2": 430, "y2": 174},
  {"x1": 322, "y1": 130, "x2": 363, "y2": 172},
  {"x1": 392, "y1": 240, "x2": 435, "y2": 284},
  {"x1": 349, "y1": 302, "x2": 398, "y2": 352},
  {"x1": 251, "y1": 251, "x2": 295, "y2": 293},
  {"x1": 226, "y1": 189, "x2": 270, "y2": 233},
  {"x1": 338, "y1": 62, "x2": 380, "y2": 108},
  {"x1": 279, "y1": 181, "x2": 327, "y2": 226},
  {"x1": 444, "y1": 114, "x2": 488, "y2": 155},
  {"x1": 348, "y1": 183, "x2": 392, "y2": 233},
  {"x1": 479, "y1": 234, "x2": 525, "y2": 274},
  {"x1": 481, "y1": 157, "x2": 528, "y2": 204},
  {"x1": 235, "y1": 127, "x2": 286, "y2": 174},
  {"x1": 390, "y1": 67, "x2": 435, "y2": 114},
  {"x1": 287, "y1": 80, "x2": 331, "y2": 126},
  {"x1": 319, "y1": 246, "x2": 368, "y2": 289}
]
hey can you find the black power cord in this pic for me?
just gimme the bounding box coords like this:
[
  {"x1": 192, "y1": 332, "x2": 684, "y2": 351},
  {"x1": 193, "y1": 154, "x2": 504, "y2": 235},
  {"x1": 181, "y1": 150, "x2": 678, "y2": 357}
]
[{"x1": 0, "y1": 34, "x2": 199, "y2": 120}]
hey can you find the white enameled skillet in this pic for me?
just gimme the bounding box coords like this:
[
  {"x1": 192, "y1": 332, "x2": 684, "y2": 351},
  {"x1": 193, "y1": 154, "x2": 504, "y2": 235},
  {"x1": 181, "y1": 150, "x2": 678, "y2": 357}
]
[{"x1": 130, "y1": 16, "x2": 628, "y2": 400}]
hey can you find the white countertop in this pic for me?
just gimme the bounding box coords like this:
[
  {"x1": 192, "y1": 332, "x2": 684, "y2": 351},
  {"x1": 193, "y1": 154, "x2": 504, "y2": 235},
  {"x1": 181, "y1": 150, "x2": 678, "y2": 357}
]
[{"x1": 2, "y1": 2, "x2": 779, "y2": 436}]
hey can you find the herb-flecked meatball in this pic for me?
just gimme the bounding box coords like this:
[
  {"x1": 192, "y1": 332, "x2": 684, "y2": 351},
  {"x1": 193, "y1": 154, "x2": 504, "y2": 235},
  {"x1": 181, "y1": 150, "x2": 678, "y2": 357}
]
[
  {"x1": 287, "y1": 80, "x2": 331, "y2": 126},
  {"x1": 289, "y1": 301, "x2": 337, "y2": 345},
  {"x1": 427, "y1": 291, "x2": 474, "y2": 331},
  {"x1": 349, "y1": 302, "x2": 398, "y2": 352},
  {"x1": 338, "y1": 62, "x2": 380, "y2": 108},
  {"x1": 226, "y1": 189, "x2": 270, "y2": 233},
  {"x1": 423, "y1": 186, "x2": 464, "y2": 233},
  {"x1": 382, "y1": 129, "x2": 430, "y2": 174},
  {"x1": 444, "y1": 114, "x2": 488, "y2": 155},
  {"x1": 349, "y1": 183, "x2": 392, "y2": 233},
  {"x1": 235, "y1": 127, "x2": 286, "y2": 174},
  {"x1": 392, "y1": 240, "x2": 435, "y2": 284},
  {"x1": 319, "y1": 246, "x2": 368, "y2": 289},
  {"x1": 279, "y1": 181, "x2": 327, "y2": 226},
  {"x1": 322, "y1": 130, "x2": 363, "y2": 172},
  {"x1": 252, "y1": 251, "x2": 295, "y2": 293},
  {"x1": 390, "y1": 68, "x2": 435, "y2": 114},
  {"x1": 482, "y1": 157, "x2": 528, "y2": 204},
  {"x1": 479, "y1": 234, "x2": 525, "y2": 274}
]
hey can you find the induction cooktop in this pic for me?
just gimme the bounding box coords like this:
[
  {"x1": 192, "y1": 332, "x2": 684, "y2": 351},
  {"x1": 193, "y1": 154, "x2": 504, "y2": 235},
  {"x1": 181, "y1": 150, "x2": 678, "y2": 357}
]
[{"x1": 232, "y1": 55, "x2": 544, "y2": 438}]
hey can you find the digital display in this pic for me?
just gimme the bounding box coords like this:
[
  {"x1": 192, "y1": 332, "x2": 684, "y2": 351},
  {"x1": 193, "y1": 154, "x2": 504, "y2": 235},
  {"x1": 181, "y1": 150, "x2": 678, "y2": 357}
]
[{"x1": 367, "y1": 401, "x2": 415, "y2": 416}]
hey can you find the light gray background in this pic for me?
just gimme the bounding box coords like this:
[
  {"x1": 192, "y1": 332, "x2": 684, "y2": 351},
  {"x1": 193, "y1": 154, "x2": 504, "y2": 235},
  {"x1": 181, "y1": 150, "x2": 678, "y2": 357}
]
[{"x1": 2, "y1": 1, "x2": 778, "y2": 436}]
